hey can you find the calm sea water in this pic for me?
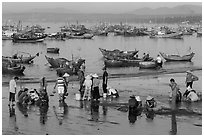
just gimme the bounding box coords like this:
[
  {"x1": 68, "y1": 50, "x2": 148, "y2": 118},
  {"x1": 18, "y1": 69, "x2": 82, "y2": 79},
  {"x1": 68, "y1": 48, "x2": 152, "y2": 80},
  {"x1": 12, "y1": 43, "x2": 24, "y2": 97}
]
[{"x1": 2, "y1": 22, "x2": 202, "y2": 81}]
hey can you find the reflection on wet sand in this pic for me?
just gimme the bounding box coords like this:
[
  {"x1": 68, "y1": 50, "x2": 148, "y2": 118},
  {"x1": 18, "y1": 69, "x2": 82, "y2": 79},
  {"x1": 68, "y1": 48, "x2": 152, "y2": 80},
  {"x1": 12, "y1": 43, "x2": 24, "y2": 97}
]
[
  {"x1": 170, "y1": 111, "x2": 177, "y2": 135},
  {"x1": 53, "y1": 101, "x2": 68, "y2": 125},
  {"x1": 39, "y1": 105, "x2": 49, "y2": 125},
  {"x1": 9, "y1": 106, "x2": 19, "y2": 132}
]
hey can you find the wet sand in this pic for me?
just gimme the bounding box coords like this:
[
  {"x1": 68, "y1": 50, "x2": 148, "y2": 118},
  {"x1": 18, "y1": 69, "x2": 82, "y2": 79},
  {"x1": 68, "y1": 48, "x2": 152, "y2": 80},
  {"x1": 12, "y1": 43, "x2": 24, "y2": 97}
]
[{"x1": 2, "y1": 70, "x2": 202, "y2": 135}]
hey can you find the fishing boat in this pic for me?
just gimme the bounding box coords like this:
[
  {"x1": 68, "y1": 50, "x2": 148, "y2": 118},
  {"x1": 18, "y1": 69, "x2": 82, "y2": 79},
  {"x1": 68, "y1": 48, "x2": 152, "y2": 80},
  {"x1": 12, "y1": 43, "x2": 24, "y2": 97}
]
[
  {"x1": 99, "y1": 48, "x2": 138, "y2": 60},
  {"x1": 139, "y1": 61, "x2": 160, "y2": 69},
  {"x1": 56, "y1": 58, "x2": 85, "y2": 76},
  {"x1": 104, "y1": 58, "x2": 142, "y2": 68},
  {"x1": 159, "y1": 52, "x2": 195, "y2": 62},
  {"x1": 66, "y1": 33, "x2": 94, "y2": 39},
  {"x1": 45, "y1": 55, "x2": 69, "y2": 68},
  {"x1": 2, "y1": 52, "x2": 39, "y2": 64},
  {"x1": 47, "y1": 48, "x2": 60, "y2": 54},
  {"x1": 149, "y1": 32, "x2": 183, "y2": 39},
  {"x1": 2, "y1": 61, "x2": 25, "y2": 75},
  {"x1": 12, "y1": 33, "x2": 47, "y2": 43}
]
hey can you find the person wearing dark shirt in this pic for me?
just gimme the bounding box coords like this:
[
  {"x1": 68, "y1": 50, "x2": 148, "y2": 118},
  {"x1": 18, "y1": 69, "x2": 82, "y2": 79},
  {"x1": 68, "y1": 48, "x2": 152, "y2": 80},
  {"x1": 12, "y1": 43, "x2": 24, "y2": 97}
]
[{"x1": 102, "y1": 67, "x2": 108, "y2": 93}]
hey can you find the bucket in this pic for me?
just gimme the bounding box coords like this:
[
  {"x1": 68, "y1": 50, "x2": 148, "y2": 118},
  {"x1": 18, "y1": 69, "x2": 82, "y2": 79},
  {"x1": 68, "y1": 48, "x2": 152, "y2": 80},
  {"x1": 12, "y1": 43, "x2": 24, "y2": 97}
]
[
  {"x1": 75, "y1": 93, "x2": 81, "y2": 100},
  {"x1": 103, "y1": 93, "x2": 107, "y2": 98}
]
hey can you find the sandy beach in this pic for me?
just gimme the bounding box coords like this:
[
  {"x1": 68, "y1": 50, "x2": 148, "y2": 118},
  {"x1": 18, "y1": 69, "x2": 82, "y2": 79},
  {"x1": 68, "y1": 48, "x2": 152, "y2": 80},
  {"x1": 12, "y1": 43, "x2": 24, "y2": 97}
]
[{"x1": 2, "y1": 70, "x2": 202, "y2": 135}]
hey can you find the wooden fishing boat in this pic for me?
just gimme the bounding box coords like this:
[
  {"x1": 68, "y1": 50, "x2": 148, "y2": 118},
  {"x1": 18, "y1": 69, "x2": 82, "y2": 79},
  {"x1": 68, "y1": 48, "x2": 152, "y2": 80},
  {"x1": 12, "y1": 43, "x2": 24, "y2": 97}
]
[
  {"x1": 2, "y1": 61, "x2": 25, "y2": 75},
  {"x1": 99, "y1": 48, "x2": 138, "y2": 60},
  {"x1": 47, "y1": 48, "x2": 60, "y2": 54},
  {"x1": 149, "y1": 32, "x2": 183, "y2": 39},
  {"x1": 45, "y1": 55, "x2": 70, "y2": 68},
  {"x1": 56, "y1": 58, "x2": 85, "y2": 76},
  {"x1": 139, "y1": 61, "x2": 160, "y2": 69},
  {"x1": 113, "y1": 29, "x2": 125, "y2": 36},
  {"x1": 12, "y1": 34, "x2": 47, "y2": 43},
  {"x1": 67, "y1": 33, "x2": 94, "y2": 39},
  {"x1": 159, "y1": 52, "x2": 195, "y2": 62},
  {"x1": 104, "y1": 58, "x2": 142, "y2": 68},
  {"x1": 2, "y1": 52, "x2": 39, "y2": 64}
]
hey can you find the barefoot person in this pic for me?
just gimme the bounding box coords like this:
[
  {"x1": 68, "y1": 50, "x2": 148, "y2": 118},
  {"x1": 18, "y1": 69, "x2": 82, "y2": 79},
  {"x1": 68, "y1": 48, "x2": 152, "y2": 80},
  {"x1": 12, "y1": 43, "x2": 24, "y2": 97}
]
[
  {"x1": 102, "y1": 67, "x2": 108, "y2": 94},
  {"x1": 185, "y1": 70, "x2": 198, "y2": 88},
  {"x1": 9, "y1": 76, "x2": 19, "y2": 106}
]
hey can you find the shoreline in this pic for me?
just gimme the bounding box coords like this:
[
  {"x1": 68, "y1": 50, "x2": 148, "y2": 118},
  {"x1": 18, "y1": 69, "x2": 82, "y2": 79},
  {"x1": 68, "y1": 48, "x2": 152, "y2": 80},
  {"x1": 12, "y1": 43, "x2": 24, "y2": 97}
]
[{"x1": 2, "y1": 66, "x2": 202, "y2": 85}]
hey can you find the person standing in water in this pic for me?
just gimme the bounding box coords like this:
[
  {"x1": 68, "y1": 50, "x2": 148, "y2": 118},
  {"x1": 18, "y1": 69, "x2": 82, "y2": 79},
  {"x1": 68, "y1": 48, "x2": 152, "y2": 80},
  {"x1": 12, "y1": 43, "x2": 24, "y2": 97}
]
[{"x1": 102, "y1": 67, "x2": 108, "y2": 94}]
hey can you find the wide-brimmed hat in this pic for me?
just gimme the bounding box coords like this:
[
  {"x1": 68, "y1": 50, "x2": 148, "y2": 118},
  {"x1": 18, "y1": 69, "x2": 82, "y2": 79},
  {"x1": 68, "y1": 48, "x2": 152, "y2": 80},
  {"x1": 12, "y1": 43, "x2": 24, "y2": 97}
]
[
  {"x1": 135, "y1": 96, "x2": 141, "y2": 101},
  {"x1": 186, "y1": 70, "x2": 192, "y2": 74},
  {"x1": 92, "y1": 73, "x2": 98, "y2": 78},
  {"x1": 146, "y1": 96, "x2": 153, "y2": 101},
  {"x1": 63, "y1": 73, "x2": 70, "y2": 77}
]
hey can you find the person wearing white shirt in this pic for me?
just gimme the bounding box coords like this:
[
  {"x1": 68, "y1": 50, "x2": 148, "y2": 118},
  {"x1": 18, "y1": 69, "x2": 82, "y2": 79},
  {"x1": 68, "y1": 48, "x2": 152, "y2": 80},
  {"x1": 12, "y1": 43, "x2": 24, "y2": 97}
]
[
  {"x1": 9, "y1": 76, "x2": 19, "y2": 106},
  {"x1": 156, "y1": 54, "x2": 163, "y2": 67}
]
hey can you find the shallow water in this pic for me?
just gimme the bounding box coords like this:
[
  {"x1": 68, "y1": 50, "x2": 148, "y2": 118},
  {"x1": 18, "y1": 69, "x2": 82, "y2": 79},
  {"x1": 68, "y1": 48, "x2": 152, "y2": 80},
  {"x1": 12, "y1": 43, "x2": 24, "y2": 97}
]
[{"x1": 2, "y1": 23, "x2": 202, "y2": 82}]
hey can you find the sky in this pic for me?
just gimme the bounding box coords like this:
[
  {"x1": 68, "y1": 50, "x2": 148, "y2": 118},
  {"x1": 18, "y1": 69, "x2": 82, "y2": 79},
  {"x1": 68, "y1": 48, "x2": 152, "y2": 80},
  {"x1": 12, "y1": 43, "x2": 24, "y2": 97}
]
[{"x1": 2, "y1": 1, "x2": 202, "y2": 14}]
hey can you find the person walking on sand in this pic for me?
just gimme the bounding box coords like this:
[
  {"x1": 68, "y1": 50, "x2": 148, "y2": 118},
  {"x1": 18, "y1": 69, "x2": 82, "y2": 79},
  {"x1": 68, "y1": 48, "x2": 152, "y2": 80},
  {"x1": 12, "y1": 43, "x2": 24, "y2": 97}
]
[
  {"x1": 63, "y1": 73, "x2": 70, "y2": 97},
  {"x1": 9, "y1": 76, "x2": 19, "y2": 106},
  {"x1": 92, "y1": 74, "x2": 100, "y2": 101},
  {"x1": 102, "y1": 67, "x2": 108, "y2": 94},
  {"x1": 82, "y1": 75, "x2": 92, "y2": 101},
  {"x1": 77, "y1": 68, "x2": 85, "y2": 97},
  {"x1": 185, "y1": 70, "x2": 198, "y2": 88},
  {"x1": 40, "y1": 77, "x2": 47, "y2": 92}
]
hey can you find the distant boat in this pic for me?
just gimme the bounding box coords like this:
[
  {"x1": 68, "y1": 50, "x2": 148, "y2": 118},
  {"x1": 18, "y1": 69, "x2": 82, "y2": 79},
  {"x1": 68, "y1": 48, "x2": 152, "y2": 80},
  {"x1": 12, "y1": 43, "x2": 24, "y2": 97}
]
[
  {"x1": 159, "y1": 52, "x2": 195, "y2": 62},
  {"x1": 149, "y1": 32, "x2": 183, "y2": 39},
  {"x1": 12, "y1": 34, "x2": 47, "y2": 43},
  {"x1": 66, "y1": 33, "x2": 94, "y2": 39},
  {"x1": 47, "y1": 48, "x2": 60, "y2": 54}
]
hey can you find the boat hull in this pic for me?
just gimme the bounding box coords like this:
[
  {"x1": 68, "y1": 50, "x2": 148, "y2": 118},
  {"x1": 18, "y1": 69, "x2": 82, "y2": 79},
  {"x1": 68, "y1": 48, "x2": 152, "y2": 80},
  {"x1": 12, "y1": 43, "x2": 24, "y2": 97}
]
[
  {"x1": 139, "y1": 61, "x2": 160, "y2": 69},
  {"x1": 160, "y1": 52, "x2": 195, "y2": 62},
  {"x1": 104, "y1": 59, "x2": 141, "y2": 68}
]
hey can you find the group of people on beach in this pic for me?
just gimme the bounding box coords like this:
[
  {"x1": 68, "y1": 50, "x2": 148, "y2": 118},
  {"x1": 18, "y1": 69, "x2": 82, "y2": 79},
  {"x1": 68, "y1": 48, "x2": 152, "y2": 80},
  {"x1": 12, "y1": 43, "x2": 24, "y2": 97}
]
[
  {"x1": 8, "y1": 63, "x2": 199, "y2": 119},
  {"x1": 127, "y1": 69, "x2": 200, "y2": 118}
]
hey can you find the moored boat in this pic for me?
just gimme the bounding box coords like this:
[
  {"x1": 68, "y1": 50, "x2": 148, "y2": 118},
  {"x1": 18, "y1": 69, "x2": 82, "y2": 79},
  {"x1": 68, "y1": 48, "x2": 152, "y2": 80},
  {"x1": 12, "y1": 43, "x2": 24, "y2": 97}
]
[
  {"x1": 139, "y1": 61, "x2": 160, "y2": 69},
  {"x1": 12, "y1": 33, "x2": 47, "y2": 43},
  {"x1": 104, "y1": 58, "x2": 142, "y2": 68},
  {"x1": 47, "y1": 48, "x2": 60, "y2": 54},
  {"x1": 45, "y1": 55, "x2": 69, "y2": 68},
  {"x1": 2, "y1": 52, "x2": 39, "y2": 64},
  {"x1": 99, "y1": 48, "x2": 138, "y2": 60},
  {"x1": 66, "y1": 33, "x2": 94, "y2": 39},
  {"x1": 159, "y1": 52, "x2": 195, "y2": 62},
  {"x1": 149, "y1": 32, "x2": 183, "y2": 39},
  {"x1": 2, "y1": 61, "x2": 25, "y2": 75}
]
